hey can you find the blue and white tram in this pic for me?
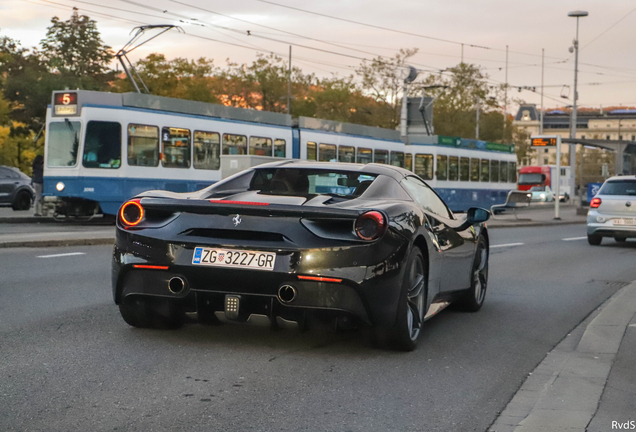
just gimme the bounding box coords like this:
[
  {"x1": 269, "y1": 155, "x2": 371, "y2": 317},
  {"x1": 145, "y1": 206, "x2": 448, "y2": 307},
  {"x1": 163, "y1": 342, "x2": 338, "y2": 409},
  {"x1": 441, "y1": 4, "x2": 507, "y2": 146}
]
[
  {"x1": 44, "y1": 90, "x2": 517, "y2": 216},
  {"x1": 45, "y1": 90, "x2": 293, "y2": 216}
]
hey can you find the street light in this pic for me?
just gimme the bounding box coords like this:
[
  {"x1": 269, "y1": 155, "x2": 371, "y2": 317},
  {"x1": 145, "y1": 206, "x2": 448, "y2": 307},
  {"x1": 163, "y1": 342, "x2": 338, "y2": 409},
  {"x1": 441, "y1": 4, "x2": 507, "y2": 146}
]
[{"x1": 568, "y1": 10, "x2": 588, "y2": 205}]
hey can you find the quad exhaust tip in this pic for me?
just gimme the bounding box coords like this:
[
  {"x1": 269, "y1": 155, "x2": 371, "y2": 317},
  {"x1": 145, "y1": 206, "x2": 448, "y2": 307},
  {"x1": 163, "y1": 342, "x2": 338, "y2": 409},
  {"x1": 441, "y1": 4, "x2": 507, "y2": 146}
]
[
  {"x1": 278, "y1": 284, "x2": 297, "y2": 303},
  {"x1": 168, "y1": 276, "x2": 186, "y2": 294}
]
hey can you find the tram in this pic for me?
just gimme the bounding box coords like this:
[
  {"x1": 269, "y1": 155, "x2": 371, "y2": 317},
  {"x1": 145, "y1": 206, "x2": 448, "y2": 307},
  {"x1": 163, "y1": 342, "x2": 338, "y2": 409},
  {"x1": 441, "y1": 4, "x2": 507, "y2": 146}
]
[{"x1": 43, "y1": 90, "x2": 516, "y2": 217}]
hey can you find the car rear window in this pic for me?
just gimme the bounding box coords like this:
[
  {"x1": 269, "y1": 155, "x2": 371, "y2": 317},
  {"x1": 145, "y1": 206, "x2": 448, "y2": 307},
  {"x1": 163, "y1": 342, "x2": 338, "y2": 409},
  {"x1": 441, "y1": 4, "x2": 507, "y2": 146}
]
[
  {"x1": 599, "y1": 180, "x2": 636, "y2": 196},
  {"x1": 250, "y1": 168, "x2": 377, "y2": 197}
]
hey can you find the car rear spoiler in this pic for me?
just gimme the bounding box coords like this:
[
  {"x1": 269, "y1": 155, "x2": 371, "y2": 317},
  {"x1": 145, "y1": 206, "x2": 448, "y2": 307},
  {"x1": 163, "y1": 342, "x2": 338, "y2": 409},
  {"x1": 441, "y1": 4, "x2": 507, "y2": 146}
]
[{"x1": 139, "y1": 197, "x2": 365, "y2": 220}]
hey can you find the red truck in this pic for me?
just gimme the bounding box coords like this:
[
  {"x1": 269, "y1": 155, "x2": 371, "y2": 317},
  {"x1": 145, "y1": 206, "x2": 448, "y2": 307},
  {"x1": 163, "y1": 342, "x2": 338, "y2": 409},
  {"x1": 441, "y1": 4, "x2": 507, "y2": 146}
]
[{"x1": 518, "y1": 165, "x2": 571, "y2": 201}]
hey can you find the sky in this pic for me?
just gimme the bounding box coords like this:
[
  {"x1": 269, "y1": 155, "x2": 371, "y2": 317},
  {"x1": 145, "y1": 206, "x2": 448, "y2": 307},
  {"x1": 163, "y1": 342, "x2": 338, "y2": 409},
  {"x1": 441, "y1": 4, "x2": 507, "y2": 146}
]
[{"x1": 2, "y1": 0, "x2": 636, "y2": 115}]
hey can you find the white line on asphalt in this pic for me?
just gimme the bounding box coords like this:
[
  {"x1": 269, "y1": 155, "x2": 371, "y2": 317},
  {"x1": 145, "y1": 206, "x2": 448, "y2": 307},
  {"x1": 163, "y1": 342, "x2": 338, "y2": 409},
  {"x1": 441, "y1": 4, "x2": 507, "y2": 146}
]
[
  {"x1": 37, "y1": 252, "x2": 86, "y2": 259},
  {"x1": 491, "y1": 242, "x2": 524, "y2": 249},
  {"x1": 562, "y1": 236, "x2": 587, "y2": 241}
]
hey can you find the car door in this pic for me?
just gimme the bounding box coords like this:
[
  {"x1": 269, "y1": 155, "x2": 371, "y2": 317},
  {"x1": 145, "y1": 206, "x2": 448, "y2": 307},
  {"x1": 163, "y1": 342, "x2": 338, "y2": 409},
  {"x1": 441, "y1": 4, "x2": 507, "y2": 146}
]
[
  {"x1": 0, "y1": 167, "x2": 17, "y2": 204},
  {"x1": 401, "y1": 176, "x2": 475, "y2": 292}
]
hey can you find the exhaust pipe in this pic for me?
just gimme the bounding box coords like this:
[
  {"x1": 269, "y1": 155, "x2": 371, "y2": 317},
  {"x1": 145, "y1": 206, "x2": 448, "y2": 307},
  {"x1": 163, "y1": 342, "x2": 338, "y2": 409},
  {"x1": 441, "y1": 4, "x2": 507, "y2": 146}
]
[
  {"x1": 278, "y1": 285, "x2": 297, "y2": 303},
  {"x1": 168, "y1": 276, "x2": 186, "y2": 294}
]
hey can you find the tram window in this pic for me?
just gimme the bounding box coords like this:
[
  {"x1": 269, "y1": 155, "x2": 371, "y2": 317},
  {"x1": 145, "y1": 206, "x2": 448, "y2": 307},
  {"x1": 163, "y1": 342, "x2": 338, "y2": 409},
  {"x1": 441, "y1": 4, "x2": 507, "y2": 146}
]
[
  {"x1": 509, "y1": 162, "x2": 517, "y2": 183},
  {"x1": 82, "y1": 121, "x2": 121, "y2": 169},
  {"x1": 319, "y1": 143, "x2": 337, "y2": 162},
  {"x1": 499, "y1": 161, "x2": 508, "y2": 183},
  {"x1": 490, "y1": 160, "x2": 499, "y2": 182},
  {"x1": 193, "y1": 131, "x2": 220, "y2": 170},
  {"x1": 306, "y1": 142, "x2": 317, "y2": 160},
  {"x1": 374, "y1": 149, "x2": 388, "y2": 164},
  {"x1": 460, "y1": 157, "x2": 470, "y2": 181},
  {"x1": 480, "y1": 159, "x2": 490, "y2": 182},
  {"x1": 162, "y1": 127, "x2": 191, "y2": 168},
  {"x1": 470, "y1": 158, "x2": 480, "y2": 181},
  {"x1": 223, "y1": 134, "x2": 247, "y2": 155},
  {"x1": 249, "y1": 136, "x2": 273, "y2": 156},
  {"x1": 405, "y1": 153, "x2": 413, "y2": 171},
  {"x1": 128, "y1": 124, "x2": 159, "y2": 167},
  {"x1": 390, "y1": 151, "x2": 405, "y2": 167},
  {"x1": 338, "y1": 145, "x2": 355, "y2": 163},
  {"x1": 414, "y1": 154, "x2": 433, "y2": 180},
  {"x1": 274, "y1": 139, "x2": 286, "y2": 157},
  {"x1": 357, "y1": 148, "x2": 372, "y2": 164},
  {"x1": 47, "y1": 121, "x2": 81, "y2": 167},
  {"x1": 436, "y1": 155, "x2": 448, "y2": 181},
  {"x1": 448, "y1": 156, "x2": 459, "y2": 181}
]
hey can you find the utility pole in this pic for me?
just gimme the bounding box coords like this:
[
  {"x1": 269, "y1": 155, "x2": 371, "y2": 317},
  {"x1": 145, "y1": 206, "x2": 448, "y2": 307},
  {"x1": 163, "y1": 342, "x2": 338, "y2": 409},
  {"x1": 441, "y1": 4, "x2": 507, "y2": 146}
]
[
  {"x1": 503, "y1": 45, "x2": 508, "y2": 142},
  {"x1": 461, "y1": 43, "x2": 464, "y2": 64},
  {"x1": 540, "y1": 48, "x2": 544, "y2": 135},
  {"x1": 287, "y1": 46, "x2": 292, "y2": 115},
  {"x1": 475, "y1": 97, "x2": 480, "y2": 140}
]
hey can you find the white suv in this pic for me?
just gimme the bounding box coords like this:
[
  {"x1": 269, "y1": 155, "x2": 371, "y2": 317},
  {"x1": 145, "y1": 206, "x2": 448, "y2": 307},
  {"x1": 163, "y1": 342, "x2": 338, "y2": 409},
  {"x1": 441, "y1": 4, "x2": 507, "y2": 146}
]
[{"x1": 587, "y1": 175, "x2": 636, "y2": 245}]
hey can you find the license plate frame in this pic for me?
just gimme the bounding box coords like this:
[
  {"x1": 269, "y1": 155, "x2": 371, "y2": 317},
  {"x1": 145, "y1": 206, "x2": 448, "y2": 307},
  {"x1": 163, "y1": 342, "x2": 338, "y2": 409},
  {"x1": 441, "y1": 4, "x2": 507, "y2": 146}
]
[
  {"x1": 192, "y1": 247, "x2": 276, "y2": 271},
  {"x1": 613, "y1": 218, "x2": 636, "y2": 226}
]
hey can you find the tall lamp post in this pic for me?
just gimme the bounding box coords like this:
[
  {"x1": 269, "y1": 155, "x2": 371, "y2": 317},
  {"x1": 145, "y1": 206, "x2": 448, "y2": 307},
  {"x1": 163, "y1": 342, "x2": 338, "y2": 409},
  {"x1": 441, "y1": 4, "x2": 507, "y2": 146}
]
[{"x1": 568, "y1": 10, "x2": 588, "y2": 204}]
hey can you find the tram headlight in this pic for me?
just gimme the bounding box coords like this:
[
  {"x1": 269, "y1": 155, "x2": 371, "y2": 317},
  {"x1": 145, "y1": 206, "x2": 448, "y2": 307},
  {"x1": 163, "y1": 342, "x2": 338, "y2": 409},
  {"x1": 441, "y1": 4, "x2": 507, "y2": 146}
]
[{"x1": 56, "y1": 182, "x2": 65, "y2": 192}]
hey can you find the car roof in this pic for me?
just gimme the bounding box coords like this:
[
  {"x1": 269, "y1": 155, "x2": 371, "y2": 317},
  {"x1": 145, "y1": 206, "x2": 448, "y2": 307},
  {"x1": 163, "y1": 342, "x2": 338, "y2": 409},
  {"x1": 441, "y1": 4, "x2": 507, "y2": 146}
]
[
  {"x1": 604, "y1": 175, "x2": 636, "y2": 182},
  {"x1": 252, "y1": 160, "x2": 413, "y2": 181}
]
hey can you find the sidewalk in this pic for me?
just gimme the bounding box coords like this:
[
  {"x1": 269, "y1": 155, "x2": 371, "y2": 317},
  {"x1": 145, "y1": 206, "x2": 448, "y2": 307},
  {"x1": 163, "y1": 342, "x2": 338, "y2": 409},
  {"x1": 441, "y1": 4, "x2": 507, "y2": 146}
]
[
  {"x1": 489, "y1": 280, "x2": 636, "y2": 432},
  {"x1": 487, "y1": 204, "x2": 587, "y2": 228}
]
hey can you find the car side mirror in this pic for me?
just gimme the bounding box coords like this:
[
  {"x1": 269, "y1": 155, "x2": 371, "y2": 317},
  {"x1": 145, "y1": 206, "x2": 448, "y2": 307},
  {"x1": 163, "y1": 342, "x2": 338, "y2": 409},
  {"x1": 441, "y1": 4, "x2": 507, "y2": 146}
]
[
  {"x1": 467, "y1": 207, "x2": 490, "y2": 225},
  {"x1": 453, "y1": 207, "x2": 490, "y2": 232}
]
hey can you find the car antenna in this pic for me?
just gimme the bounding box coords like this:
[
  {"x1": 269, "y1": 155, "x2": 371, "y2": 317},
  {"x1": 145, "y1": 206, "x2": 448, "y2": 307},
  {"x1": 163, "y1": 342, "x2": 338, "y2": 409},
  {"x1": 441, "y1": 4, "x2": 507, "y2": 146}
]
[{"x1": 116, "y1": 25, "x2": 184, "y2": 94}]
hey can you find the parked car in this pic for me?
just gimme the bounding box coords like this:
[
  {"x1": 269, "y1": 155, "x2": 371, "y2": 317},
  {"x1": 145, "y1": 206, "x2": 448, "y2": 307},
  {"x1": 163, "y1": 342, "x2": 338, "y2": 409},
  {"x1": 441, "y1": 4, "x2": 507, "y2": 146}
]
[
  {"x1": 0, "y1": 166, "x2": 34, "y2": 210},
  {"x1": 112, "y1": 161, "x2": 491, "y2": 351},
  {"x1": 587, "y1": 175, "x2": 636, "y2": 245},
  {"x1": 529, "y1": 185, "x2": 555, "y2": 202}
]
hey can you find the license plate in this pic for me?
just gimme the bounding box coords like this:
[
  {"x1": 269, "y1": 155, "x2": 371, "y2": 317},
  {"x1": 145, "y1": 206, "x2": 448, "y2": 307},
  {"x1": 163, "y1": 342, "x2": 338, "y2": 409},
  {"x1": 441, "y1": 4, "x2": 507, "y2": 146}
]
[
  {"x1": 192, "y1": 247, "x2": 275, "y2": 271},
  {"x1": 613, "y1": 218, "x2": 636, "y2": 226}
]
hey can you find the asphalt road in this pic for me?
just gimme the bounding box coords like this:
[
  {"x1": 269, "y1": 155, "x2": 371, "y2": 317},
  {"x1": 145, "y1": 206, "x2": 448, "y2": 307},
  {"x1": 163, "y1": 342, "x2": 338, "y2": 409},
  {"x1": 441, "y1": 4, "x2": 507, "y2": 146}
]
[{"x1": 1, "y1": 225, "x2": 636, "y2": 432}]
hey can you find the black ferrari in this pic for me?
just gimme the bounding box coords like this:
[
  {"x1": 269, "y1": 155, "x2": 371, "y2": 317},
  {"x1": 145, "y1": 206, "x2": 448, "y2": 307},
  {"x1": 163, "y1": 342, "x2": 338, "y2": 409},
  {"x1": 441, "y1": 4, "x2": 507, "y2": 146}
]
[{"x1": 112, "y1": 161, "x2": 490, "y2": 351}]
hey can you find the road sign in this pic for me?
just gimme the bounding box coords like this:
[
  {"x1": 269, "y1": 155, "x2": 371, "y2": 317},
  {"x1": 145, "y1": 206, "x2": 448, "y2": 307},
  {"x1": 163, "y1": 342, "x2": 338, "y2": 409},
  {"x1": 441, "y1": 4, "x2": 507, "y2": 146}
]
[
  {"x1": 587, "y1": 183, "x2": 603, "y2": 203},
  {"x1": 531, "y1": 135, "x2": 562, "y2": 219},
  {"x1": 531, "y1": 137, "x2": 557, "y2": 147}
]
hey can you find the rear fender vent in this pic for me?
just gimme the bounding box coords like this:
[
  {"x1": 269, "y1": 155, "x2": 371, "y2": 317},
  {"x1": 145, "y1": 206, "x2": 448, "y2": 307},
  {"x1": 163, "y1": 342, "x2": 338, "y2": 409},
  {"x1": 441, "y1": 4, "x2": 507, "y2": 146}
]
[
  {"x1": 301, "y1": 218, "x2": 358, "y2": 241},
  {"x1": 180, "y1": 228, "x2": 289, "y2": 243}
]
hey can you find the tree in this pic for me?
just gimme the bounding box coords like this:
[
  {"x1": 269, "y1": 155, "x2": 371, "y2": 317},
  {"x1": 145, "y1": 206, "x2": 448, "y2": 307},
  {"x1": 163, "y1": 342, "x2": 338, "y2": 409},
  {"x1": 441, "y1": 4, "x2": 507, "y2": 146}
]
[
  {"x1": 356, "y1": 48, "x2": 418, "y2": 129},
  {"x1": 114, "y1": 53, "x2": 220, "y2": 104},
  {"x1": 39, "y1": 10, "x2": 113, "y2": 78}
]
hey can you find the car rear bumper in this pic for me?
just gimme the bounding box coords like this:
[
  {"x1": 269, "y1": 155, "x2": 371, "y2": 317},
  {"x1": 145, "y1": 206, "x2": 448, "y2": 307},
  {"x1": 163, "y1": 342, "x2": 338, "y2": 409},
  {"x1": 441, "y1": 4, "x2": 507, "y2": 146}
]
[
  {"x1": 111, "y1": 230, "x2": 410, "y2": 328},
  {"x1": 587, "y1": 210, "x2": 636, "y2": 236}
]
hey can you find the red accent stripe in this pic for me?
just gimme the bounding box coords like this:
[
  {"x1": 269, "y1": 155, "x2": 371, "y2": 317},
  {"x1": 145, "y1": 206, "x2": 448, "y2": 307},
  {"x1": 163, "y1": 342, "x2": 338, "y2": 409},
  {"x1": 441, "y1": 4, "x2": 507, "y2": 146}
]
[
  {"x1": 133, "y1": 264, "x2": 169, "y2": 270},
  {"x1": 210, "y1": 200, "x2": 270, "y2": 206},
  {"x1": 298, "y1": 275, "x2": 342, "y2": 283}
]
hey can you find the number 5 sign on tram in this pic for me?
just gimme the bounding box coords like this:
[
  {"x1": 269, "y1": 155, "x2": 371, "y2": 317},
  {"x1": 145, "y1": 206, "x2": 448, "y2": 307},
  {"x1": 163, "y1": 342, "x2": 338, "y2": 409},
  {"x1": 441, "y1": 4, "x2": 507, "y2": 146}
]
[{"x1": 53, "y1": 92, "x2": 78, "y2": 116}]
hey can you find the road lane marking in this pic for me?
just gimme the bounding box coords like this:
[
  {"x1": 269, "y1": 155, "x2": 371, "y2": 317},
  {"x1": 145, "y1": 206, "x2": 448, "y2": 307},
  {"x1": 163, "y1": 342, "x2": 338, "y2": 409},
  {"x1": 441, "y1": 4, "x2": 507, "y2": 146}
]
[
  {"x1": 491, "y1": 242, "x2": 524, "y2": 249},
  {"x1": 562, "y1": 236, "x2": 587, "y2": 241},
  {"x1": 37, "y1": 252, "x2": 86, "y2": 258}
]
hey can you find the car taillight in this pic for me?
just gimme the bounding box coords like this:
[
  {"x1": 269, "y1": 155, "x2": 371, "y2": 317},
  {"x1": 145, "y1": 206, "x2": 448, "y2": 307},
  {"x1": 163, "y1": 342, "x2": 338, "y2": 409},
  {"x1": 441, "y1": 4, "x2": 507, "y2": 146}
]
[
  {"x1": 355, "y1": 211, "x2": 387, "y2": 241},
  {"x1": 119, "y1": 199, "x2": 144, "y2": 226},
  {"x1": 590, "y1": 197, "x2": 602, "y2": 208}
]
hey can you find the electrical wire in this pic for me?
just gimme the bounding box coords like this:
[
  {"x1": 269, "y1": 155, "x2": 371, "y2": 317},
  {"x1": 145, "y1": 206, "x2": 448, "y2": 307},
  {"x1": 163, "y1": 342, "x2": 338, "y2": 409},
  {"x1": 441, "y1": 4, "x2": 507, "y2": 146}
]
[{"x1": 581, "y1": 5, "x2": 636, "y2": 50}]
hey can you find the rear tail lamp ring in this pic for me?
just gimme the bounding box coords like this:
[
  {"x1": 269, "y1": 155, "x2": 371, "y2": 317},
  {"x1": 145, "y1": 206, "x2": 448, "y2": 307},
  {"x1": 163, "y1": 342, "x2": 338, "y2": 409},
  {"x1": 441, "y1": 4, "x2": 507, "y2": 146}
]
[
  {"x1": 355, "y1": 211, "x2": 387, "y2": 241},
  {"x1": 120, "y1": 199, "x2": 144, "y2": 226},
  {"x1": 590, "y1": 197, "x2": 602, "y2": 208}
]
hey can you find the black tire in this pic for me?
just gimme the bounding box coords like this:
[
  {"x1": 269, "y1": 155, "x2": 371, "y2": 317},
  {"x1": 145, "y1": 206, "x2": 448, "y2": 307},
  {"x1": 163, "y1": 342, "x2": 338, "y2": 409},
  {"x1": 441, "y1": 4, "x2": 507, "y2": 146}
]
[
  {"x1": 375, "y1": 247, "x2": 427, "y2": 351},
  {"x1": 587, "y1": 234, "x2": 602, "y2": 245},
  {"x1": 118, "y1": 297, "x2": 184, "y2": 330},
  {"x1": 615, "y1": 236, "x2": 627, "y2": 243},
  {"x1": 455, "y1": 236, "x2": 488, "y2": 312},
  {"x1": 12, "y1": 191, "x2": 32, "y2": 211}
]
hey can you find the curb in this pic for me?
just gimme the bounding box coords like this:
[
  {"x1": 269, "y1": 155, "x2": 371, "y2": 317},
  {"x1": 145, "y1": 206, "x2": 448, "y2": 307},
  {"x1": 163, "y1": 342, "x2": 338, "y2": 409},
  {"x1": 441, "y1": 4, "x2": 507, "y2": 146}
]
[
  {"x1": 0, "y1": 217, "x2": 114, "y2": 225},
  {"x1": 488, "y1": 280, "x2": 636, "y2": 432},
  {"x1": 487, "y1": 220, "x2": 587, "y2": 229},
  {"x1": 0, "y1": 238, "x2": 115, "y2": 248}
]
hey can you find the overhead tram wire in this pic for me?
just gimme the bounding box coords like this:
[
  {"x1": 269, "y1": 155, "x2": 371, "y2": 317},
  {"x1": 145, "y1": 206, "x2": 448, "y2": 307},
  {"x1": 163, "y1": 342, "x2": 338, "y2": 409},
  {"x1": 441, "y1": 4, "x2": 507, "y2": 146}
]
[
  {"x1": 36, "y1": 0, "x2": 361, "y2": 76},
  {"x1": 22, "y1": 0, "x2": 145, "y2": 26},
  {"x1": 581, "y1": 5, "x2": 636, "y2": 51},
  {"x1": 158, "y1": 0, "x2": 416, "y2": 62},
  {"x1": 251, "y1": 0, "x2": 571, "y2": 61}
]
